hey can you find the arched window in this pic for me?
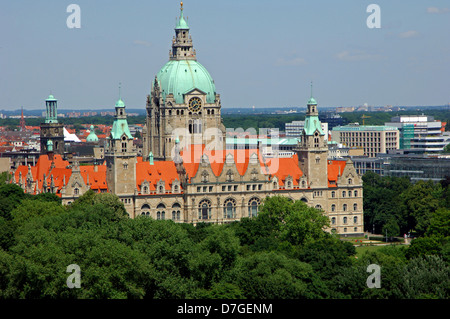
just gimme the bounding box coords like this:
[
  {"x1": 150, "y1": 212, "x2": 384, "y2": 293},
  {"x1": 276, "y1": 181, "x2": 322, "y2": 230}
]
[
  {"x1": 353, "y1": 216, "x2": 358, "y2": 224},
  {"x1": 331, "y1": 204, "x2": 336, "y2": 212},
  {"x1": 331, "y1": 191, "x2": 336, "y2": 198},
  {"x1": 343, "y1": 216, "x2": 348, "y2": 224},
  {"x1": 331, "y1": 217, "x2": 336, "y2": 225},
  {"x1": 342, "y1": 191, "x2": 346, "y2": 197},
  {"x1": 198, "y1": 199, "x2": 211, "y2": 220},
  {"x1": 143, "y1": 186, "x2": 148, "y2": 194},
  {"x1": 172, "y1": 203, "x2": 181, "y2": 221},
  {"x1": 302, "y1": 180, "x2": 306, "y2": 188},
  {"x1": 248, "y1": 197, "x2": 260, "y2": 217},
  {"x1": 223, "y1": 198, "x2": 236, "y2": 219},
  {"x1": 157, "y1": 203, "x2": 165, "y2": 220},
  {"x1": 74, "y1": 188, "x2": 79, "y2": 196},
  {"x1": 315, "y1": 204, "x2": 322, "y2": 210},
  {"x1": 343, "y1": 204, "x2": 347, "y2": 212},
  {"x1": 353, "y1": 203, "x2": 358, "y2": 211},
  {"x1": 348, "y1": 178, "x2": 353, "y2": 184},
  {"x1": 141, "y1": 204, "x2": 150, "y2": 217},
  {"x1": 354, "y1": 190, "x2": 358, "y2": 197}
]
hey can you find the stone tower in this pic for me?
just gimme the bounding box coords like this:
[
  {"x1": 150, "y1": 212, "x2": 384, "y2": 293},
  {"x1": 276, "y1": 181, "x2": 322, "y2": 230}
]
[
  {"x1": 40, "y1": 94, "x2": 64, "y2": 155},
  {"x1": 295, "y1": 87, "x2": 329, "y2": 188},
  {"x1": 143, "y1": 2, "x2": 225, "y2": 161},
  {"x1": 105, "y1": 96, "x2": 137, "y2": 195}
]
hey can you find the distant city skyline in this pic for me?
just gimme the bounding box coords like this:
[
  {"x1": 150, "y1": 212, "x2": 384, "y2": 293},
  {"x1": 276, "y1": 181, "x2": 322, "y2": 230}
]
[{"x1": 1, "y1": 0, "x2": 449, "y2": 110}]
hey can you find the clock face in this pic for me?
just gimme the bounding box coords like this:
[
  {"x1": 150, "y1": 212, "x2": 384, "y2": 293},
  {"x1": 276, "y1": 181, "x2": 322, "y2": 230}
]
[{"x1": 188, "y1": 97, "x2": 202, "y2": 113}]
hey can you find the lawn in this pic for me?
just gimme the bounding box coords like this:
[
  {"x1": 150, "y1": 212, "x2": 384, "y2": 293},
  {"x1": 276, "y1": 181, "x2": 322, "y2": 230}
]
[{"x1": 355, "y1": 244, "x2": 405, "y2": 258}]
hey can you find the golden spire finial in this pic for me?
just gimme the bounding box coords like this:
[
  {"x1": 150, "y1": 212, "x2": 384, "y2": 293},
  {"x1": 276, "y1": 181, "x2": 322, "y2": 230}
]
[{"x1": 181, "y1": 2, "x2": 183, "y2": 10}]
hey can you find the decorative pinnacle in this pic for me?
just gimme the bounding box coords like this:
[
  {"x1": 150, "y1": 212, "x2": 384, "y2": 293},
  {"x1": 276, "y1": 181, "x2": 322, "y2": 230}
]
[{"x1": 181, "y1": 1, "x2": 183, "y2": 10}]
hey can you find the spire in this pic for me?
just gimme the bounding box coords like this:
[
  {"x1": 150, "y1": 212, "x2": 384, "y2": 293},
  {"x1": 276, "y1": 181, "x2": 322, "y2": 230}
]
[
  {"x1": 116, "y1": 82, "x2": 125, "y2": 107},
  {"x1": 176, "y1": 2, "x2": 189, "y2": 29},
  {"x1": 171, "y1": 2, "x2": 196, "y2": 60},
  {"x1": 308, "y1": 81, "x2": 317, "y2": 106},
  {"x1": 20, "y1": 106, "x2": 26, "y2": 131}
]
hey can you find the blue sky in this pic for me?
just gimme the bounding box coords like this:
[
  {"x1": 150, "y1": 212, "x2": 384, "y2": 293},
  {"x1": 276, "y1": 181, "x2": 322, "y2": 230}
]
[{"x1": 1, "y1": 0, "x2": 449, "y2": 110}]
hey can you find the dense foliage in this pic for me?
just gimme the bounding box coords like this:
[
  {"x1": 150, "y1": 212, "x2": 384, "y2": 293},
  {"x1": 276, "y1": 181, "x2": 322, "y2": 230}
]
[{"x1": 0, "y1": 182, "x2": 448, "y2": 299}]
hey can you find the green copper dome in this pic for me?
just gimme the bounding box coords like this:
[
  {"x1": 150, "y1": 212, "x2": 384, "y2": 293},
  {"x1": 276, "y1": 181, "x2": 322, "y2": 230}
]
[
  {"x1": 86, "y1": 125, "x2": 99, "y2": 142},
  {"x1": 154, "y1": 60, "x2": 216, "y2": 104},
  {"x1": 46, "y1": 94, "x2": 57, "y2": 101}
]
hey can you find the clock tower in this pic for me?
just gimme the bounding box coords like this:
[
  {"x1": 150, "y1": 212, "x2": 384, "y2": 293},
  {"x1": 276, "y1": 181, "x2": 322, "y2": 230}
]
[{"x1": 143, "y1": 2, "x2": 225, "y2": 161}]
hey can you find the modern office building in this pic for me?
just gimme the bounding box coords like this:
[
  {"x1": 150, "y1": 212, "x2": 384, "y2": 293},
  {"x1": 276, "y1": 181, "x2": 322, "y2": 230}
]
[
  {"x1": 385, "y1": 115, "x2": 446, "y2": 154},
  {"x1": 285, "y1": 120, "x2": 328, "y2": 140},
  {"x1": 351, "y1": 152, "x2": 450, "y2": 182},
  {"x1": 331, "y1": 123, "x2": 399, "y2": 158}
]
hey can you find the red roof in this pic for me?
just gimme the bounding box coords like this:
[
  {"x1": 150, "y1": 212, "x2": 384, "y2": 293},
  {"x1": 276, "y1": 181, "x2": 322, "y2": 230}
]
[
  {"x1": 270, "y1": 154, "x2": 303, "y2": 187},
  {"x1": 327, "y1": 160, "x2": 347, "y2": 187},
  {"x1": 136, "y1": 159, "x2": 179, "y2": 192}
]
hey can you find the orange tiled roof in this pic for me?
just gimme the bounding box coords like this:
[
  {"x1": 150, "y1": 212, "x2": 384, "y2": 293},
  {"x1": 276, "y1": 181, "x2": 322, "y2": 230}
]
[
  {"x1": 136, "y1": 159, "x2": 179, "y2": 192},
  {"x1": 180, "y1": 145, "x2": 268, "y2": 181},
  {"x1": 80, "y1": 164, "x2": 108, "y2": 190},
  {"x1": 327, "y1": 160, "x2": 347, "y2": 187},
  {"x1": 270, "y1": 154, "x2": 303, "y2": 187}
]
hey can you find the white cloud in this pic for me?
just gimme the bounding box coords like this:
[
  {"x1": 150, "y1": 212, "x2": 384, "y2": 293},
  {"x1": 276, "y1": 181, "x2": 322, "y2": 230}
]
[
  {"x1": 275, "y1": 57, "x2": 306, "y2": 66},
  {"x1": 336, "y1": 50, "x2": 382, "y2": 62},
  {"x1": 427, "y1": 7, "x2": 450, "y2": 14},
  {"x1": 398, "y1": 30, "x2": 419, "y2": 38}
]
